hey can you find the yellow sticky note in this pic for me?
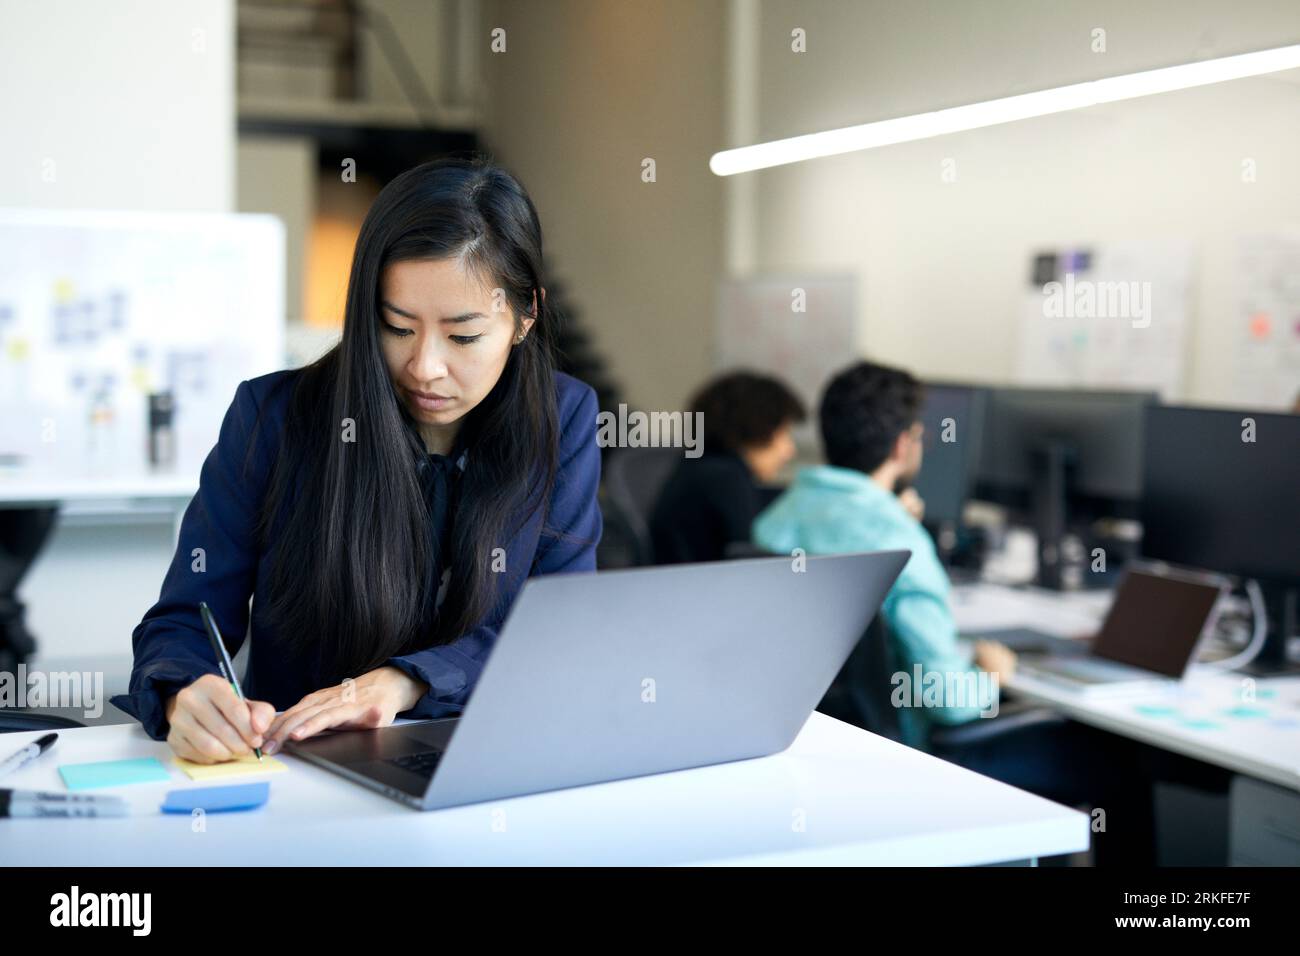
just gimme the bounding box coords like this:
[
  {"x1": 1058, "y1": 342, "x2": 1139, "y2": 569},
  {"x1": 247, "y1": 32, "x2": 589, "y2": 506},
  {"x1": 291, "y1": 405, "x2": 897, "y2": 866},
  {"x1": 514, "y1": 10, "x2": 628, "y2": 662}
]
[{"x1": 174, "y1": 754, "x2": 289, "y2": 781}]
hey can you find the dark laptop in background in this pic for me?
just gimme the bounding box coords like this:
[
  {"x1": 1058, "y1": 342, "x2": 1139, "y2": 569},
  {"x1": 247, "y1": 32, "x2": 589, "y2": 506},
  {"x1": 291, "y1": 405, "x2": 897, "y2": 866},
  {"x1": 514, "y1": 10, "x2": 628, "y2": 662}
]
[{"x1": 1013, "y1": 564, "x2": 1229, "y2": 696}]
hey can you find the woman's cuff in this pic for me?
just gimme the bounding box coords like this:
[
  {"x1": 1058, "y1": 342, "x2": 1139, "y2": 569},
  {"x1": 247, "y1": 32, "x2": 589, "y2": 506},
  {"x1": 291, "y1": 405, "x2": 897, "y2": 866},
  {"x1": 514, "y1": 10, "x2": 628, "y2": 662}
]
[
  {"x1": 109, "y1": 662, "x2": 214, "y2": 741},
  {"x1": 384, "y1": 651, "x2": 470, "y2": 720}
]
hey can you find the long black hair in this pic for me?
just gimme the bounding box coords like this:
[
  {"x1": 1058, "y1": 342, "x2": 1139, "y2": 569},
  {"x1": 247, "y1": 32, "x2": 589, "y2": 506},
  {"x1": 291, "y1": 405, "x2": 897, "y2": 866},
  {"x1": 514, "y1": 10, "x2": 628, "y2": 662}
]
[{"x1": 250, "y1": 157, "x2": 561, "y2": 683}]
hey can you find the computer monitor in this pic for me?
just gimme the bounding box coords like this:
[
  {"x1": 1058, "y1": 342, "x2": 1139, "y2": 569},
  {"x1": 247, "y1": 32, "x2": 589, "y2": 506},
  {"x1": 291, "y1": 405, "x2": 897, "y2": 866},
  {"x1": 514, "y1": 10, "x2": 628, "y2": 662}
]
[
  {"x1": 974, "y1": 386, "x2": 1158, "y2": 588},
  {"x1": 912, "y1": 382, "x2": 986, "y2": 527},
  {"x1": 1141, "y1": 405, "x2": 1300, "y2": 673}
]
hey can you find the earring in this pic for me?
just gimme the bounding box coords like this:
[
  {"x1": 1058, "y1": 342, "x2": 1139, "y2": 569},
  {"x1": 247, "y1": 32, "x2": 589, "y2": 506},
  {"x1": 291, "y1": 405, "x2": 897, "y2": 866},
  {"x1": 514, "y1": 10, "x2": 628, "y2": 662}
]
[{"x1": 514, "y1": 334, "x2": 526, "y2": 344}]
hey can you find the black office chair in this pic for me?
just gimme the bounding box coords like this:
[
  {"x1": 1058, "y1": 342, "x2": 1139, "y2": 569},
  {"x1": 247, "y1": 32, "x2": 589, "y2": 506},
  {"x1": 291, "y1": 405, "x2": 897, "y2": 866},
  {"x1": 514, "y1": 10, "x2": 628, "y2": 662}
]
[
  {"x1": 602, "y1": 447, "x2": 683, "y2": 565},
  {"x1": 0, "y1": 711, "x2": 86, "y2": 733},
  {"x1": 818, "y1": 614, "x2": 1064, "y2": 749},
  {"x1": 722, "y1": 541, "x2": 780, "y2": 560},
  {"x1": 596, "y1": 489, "x2": 642, "y2": 570},
  {"x1": 818, "y1": 616, "x2": 905, "y2": 740}
]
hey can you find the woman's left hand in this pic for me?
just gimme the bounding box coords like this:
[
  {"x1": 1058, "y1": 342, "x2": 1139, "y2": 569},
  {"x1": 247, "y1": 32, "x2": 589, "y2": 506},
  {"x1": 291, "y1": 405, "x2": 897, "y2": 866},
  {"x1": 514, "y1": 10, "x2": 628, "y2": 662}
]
[{"x1": 261, "y1": 666, "x2": 428, "y2": 754}]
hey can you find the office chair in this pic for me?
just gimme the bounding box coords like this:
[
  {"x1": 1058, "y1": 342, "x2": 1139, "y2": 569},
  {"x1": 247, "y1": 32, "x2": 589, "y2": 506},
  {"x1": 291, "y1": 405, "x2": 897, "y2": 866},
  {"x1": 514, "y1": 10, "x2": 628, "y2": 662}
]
[
  {"x1": 818, "y1": 615, "x2": 905, "y2": 739},
  {"x1": 596, "y1": 489, "x2": 642, "y2": 570},
  {"x1": 0, "y1": 711, "x2": 86, "y2": 733},
  {"x1": 602, "y1": 447, "x2": 682, "y2": 565},
  {"x1": 723, "y1": 541, "x2": 780, "y2": 560},
  {"x1": 818, "y1": 614, "x2": 1064, "y2": 749}
]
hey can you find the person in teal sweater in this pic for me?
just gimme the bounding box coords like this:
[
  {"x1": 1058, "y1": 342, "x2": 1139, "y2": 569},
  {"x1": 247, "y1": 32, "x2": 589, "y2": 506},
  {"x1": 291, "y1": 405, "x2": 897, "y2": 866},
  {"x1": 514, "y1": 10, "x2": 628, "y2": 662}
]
[
  {"x1": 754, "y1": 361, "x2": 1166, "y2": 864},
  {"x1": 753, "y1": 361, "x2": 1015, "y2": 750}
]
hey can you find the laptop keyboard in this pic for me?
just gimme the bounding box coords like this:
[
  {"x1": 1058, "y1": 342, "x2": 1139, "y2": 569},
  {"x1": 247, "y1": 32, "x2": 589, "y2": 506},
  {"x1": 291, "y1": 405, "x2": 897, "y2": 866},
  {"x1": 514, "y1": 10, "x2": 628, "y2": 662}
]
[
  {"x1": 1022, "y1": 658, "x2": 1165, "y2": 685},
  {"x1": 390, "y1": 750, "x2": 444, "y2": 779}
]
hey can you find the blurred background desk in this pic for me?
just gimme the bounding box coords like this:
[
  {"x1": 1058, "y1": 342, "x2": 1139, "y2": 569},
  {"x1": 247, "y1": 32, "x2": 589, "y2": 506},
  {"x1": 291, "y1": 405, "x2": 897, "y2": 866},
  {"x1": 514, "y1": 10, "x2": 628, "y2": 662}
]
[{"x1": 953, "y1": 581, "x2": 1300, "y2": 864}]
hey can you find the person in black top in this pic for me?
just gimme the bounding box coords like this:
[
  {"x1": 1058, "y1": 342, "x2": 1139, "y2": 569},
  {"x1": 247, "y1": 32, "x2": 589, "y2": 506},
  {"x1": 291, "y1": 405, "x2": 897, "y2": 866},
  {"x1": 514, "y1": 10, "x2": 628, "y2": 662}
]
[{"x1": 650, "y1": 371, "x2": 805, "y2": 564}]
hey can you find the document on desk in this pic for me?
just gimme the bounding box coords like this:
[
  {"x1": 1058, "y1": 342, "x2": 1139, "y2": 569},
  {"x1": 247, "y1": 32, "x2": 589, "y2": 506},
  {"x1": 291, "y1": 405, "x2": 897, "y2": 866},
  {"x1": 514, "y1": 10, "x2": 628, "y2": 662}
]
[{"x1": 951, "y1": 584, "x2": 1106, "y2": 638}]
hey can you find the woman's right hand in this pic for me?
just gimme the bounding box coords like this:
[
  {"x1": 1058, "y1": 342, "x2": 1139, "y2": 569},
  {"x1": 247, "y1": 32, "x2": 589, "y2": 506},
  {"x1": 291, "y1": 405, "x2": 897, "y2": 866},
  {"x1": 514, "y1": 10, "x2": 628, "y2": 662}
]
[{"x1": 164, "y1": 674, "x2": 276, "y2": 764}]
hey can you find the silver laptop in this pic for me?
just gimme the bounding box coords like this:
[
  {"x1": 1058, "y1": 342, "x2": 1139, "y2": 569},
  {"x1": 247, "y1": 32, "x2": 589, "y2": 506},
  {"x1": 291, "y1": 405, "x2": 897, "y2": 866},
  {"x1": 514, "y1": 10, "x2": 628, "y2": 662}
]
[
  {"x1": 286, "y1": 549, "x2": 909, "y2": 810},
  {"x1": 1016, "y1": 563, "x2": 1229, "y2": 696}
]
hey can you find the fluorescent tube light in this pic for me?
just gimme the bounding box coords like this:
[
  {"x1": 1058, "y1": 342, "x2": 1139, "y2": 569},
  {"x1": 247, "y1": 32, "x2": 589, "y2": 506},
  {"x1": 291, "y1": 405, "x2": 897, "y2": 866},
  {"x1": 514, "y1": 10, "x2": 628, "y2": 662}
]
[{"x1": 710, "y1": 43, "x2": 1300, "y2": 175}]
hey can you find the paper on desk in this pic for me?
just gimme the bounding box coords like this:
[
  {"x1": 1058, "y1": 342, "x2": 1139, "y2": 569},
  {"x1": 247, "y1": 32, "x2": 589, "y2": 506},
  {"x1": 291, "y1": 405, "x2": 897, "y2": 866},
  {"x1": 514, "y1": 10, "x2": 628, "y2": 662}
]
[
  {"x1": 174, "y1": 754, "x2": 289, "y2": 781},
  {"x1": 951, "y1": 584, "x2": 1106, "y2": 637}
]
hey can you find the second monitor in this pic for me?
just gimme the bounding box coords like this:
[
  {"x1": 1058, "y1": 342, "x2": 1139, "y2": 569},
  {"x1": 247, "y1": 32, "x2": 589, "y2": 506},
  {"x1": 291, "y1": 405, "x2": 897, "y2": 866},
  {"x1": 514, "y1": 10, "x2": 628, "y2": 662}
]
[
  {"x1": 976, "y1": 386, "x2": 1156, "y2": 588},
  {"x1": 916, "y1": 382, "x2": 1156, "y2": 588}
]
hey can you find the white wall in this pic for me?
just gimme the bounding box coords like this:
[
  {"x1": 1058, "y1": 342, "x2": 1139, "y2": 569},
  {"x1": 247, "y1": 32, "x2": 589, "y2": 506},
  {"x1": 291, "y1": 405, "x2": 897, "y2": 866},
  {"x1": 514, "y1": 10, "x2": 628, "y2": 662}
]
[
  {"x1": 747, "y1": 0, "x2": 1300, "y2": 407},
  {"x1": 480, "y1": 0, "x2": 727, "y2": 412},
  {"x1": 237, "y1": 135, "x2": 315, "y2": 324},
  {"x1": 0, "y1": 0, "x2": 236, "y2": 672},
  {"x1": 464, "y1": 1, "x2": 1300, "y2": 410},
  {"x1": 0, "y1": 0, "x2": 234, "y2": 211}
]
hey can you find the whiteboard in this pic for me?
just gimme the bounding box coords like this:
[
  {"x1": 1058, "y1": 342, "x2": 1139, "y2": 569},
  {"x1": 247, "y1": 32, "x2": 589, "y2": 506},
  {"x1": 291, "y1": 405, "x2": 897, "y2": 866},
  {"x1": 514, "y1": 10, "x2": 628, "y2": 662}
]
[
  {"x1": 1013, "y1": 240, "x2": 1193, "y2": 399},
  {"x1": 715, "y1": 274, "x2": 857, "y2": 448},
  {"x1": 0, "y1": 209, "x2": 285, "y2": 477},
  {"x1": 1234, "y1": 231, "x2": 1300, "y2": 410}
]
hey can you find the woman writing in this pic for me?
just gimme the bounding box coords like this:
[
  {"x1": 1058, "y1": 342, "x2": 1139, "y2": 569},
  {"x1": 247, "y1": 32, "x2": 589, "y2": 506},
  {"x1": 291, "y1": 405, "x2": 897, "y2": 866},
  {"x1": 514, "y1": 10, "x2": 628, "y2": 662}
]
[{"x1": 111, "y1": 157, "x2": 602, "y2": 762}]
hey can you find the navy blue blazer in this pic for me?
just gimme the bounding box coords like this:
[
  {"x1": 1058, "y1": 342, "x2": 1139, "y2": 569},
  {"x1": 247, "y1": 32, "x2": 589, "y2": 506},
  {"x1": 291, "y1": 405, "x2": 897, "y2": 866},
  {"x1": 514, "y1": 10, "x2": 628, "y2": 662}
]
[{"x1": 111, "y1": 368, "x2": 603, "y2": 741}]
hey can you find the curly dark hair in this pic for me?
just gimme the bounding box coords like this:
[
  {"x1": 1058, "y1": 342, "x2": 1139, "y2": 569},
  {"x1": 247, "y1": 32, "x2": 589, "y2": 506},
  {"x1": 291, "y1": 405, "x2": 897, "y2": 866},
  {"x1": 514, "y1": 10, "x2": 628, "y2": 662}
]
[
  {"x1": 819, "y1": 361, "x2": 924, "y2": 474},
  {"x1": 690, "y1": 371, "x2": 807, "y2": 455}
]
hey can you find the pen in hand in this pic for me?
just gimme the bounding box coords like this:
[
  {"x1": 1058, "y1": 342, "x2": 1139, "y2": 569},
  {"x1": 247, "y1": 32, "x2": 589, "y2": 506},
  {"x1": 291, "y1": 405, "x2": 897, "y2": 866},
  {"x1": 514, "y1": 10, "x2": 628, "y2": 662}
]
[{"x1": 198, "y1": 601, "x2": 263, "y2": 761}]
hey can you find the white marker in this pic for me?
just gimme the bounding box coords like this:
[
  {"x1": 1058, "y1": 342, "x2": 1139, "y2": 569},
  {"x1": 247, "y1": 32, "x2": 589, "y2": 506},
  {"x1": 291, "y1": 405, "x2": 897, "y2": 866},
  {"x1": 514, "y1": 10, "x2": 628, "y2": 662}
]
[{"x1": 0, "y1": 789, "x2": 129, "y2": 818}]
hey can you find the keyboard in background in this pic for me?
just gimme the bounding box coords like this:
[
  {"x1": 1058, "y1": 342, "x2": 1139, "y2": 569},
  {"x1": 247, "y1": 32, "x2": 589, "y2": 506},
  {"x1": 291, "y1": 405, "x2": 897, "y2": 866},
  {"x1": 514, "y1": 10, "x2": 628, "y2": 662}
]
[{"x1": 961, "y1": 627, "x2": 1089, "y2": 656}]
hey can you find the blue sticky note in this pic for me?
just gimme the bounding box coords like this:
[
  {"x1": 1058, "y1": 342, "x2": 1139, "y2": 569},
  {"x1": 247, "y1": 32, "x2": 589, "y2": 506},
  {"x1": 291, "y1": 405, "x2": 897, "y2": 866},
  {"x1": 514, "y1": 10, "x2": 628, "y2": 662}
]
[
  {"x1": 1135, "y1": 705, "x2": 1179, "y2": 718},
  {"x1": 161, "y1": 782, "x2": 269, "y2": 814},
  {"x1": 1222, "y1": 706, "x2": 1269, "y2": 719},
  {"x1": 60, "y1": 757, "x2": 171, "y2": 791}
]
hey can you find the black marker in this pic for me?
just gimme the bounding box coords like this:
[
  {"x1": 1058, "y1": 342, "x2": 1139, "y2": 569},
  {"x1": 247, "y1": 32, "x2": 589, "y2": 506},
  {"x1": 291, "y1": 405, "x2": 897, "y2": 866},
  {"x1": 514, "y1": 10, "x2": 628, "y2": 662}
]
[
  {"x1": 0, "y1": 732, "x2": 57, "y2": 779},
  {"x1": 0, "y1": 789, "x2": 128, "y2": 818}
]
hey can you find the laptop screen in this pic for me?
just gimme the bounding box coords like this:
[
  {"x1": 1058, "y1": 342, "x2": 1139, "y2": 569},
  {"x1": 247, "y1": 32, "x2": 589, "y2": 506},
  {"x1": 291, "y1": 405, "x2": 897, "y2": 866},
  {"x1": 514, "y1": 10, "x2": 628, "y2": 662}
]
[{"x1": 1092, "y1": 569, "x2": 1223, "y2": 677}]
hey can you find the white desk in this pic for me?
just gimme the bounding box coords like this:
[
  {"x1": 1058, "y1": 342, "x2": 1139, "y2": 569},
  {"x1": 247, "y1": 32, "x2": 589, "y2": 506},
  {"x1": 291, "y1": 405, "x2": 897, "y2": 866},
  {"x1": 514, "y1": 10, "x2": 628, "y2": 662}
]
[
  {"x1": 0, "y1": 715, "x2": 1088, "y2": 866},
  {"x1": 1003, "y1": 672, "x2": 1300, "y2": 793},
  {"x1": 0, "y1": 469, "x2": 197, "y2": 506},
  {"x1": 0, "y1": 468, "x2": 198, "y2": 547},
  {"x1": 952, "y1": 583, "x2": 1300, "y2": 793}
]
